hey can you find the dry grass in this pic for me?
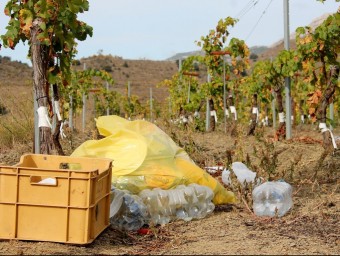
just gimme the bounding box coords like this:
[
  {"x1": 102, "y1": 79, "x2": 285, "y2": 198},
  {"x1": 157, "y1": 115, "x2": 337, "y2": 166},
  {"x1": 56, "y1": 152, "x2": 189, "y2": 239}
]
[{"x1": 0, "y1": 85, "x2": 34, "y2": 150}]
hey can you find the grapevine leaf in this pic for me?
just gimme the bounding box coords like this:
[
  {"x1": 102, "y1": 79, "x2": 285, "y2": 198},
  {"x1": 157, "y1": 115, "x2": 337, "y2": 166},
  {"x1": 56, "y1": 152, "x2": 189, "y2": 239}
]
[
  {"x1": 19, "y1": 9, "x2": 33, "y2": 37},
  {"x1": 4, "y1": 5, "x2": 10, "y2": 16}
]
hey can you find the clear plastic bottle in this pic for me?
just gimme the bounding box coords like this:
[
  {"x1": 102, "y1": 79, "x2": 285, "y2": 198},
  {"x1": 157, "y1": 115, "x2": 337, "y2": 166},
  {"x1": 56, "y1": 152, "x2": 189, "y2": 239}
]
[
  {"x1": 138, "y1": 184, "x2": 215, "y2": 225},
  {"x1": 221, "y1": 168, "x2": 231, "y2": 186},
  {"x1": 110, "y1": 188, "x2": 149, "y2": 231},
  {"x1": 231, "y1": 162, "x2": 256, "y2": 186},
  {"x1": 252, "y1": 181, "x2": 293, "y2": 217}
]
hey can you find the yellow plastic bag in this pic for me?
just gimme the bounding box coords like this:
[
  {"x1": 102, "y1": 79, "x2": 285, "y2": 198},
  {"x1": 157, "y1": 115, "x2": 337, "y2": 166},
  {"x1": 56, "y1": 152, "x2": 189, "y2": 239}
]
[{"x1": 71, "y1": 115, "x2": 236, "y2": 205}]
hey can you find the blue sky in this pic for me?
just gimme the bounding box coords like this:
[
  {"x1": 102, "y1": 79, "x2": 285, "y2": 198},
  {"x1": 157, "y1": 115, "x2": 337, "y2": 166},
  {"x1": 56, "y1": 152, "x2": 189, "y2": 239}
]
[{"x1": 0, "y1": 0, "x2": 339, "y2": 65}]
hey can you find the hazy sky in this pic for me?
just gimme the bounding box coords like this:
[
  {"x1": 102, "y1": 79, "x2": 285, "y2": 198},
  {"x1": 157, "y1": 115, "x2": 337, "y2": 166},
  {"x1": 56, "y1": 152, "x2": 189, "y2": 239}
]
[{"x1": 0, "y1": 0, "x2": 339, "y2": 65}]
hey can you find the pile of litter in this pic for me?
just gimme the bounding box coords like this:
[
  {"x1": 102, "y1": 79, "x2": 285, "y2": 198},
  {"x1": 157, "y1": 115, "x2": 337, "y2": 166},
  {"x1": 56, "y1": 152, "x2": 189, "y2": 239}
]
[
  {"x1": 71, "y1": 115, "x2": 235, "y2": 205},
  {"x1": 71, "y1": 115, "x2": 294, "y2": 231}
]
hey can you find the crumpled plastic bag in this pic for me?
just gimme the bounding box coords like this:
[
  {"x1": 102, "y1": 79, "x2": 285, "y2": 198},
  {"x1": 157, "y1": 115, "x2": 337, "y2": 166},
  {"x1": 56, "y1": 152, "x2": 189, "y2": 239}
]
[{"x1": 71, "y1": 115, "x2": 235, "y2": 205}]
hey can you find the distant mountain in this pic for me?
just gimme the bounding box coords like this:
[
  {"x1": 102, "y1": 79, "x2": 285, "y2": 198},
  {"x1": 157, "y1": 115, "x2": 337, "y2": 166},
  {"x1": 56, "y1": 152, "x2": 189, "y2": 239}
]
[
  {"x1": 166, "y1": 50, "x2": 205, "y2": 61},
  {"x1": 249, "y1": 46, "x2": 268, "y2": 55},
  {"x1": 166, "y1": 13, "x2": 331, "y2": 62},
  {"x1": 166, "y1": 46, "x2": 268, "y2": 62},
  {"x1": 257, "y1": 13, "x2": 331, "y2": 61},
  {"x1": 269, "y1": 13, "x2": 331, "y2": 49}
]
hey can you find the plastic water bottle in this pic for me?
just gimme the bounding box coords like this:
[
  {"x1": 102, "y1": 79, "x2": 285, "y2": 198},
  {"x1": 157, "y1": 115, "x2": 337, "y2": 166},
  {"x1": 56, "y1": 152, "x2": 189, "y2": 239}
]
[
  {"x1": 138, "y1": 184, "x2": 215, "y2": 226},
  {"x1": 110, "y1": 188, "x2": 149, "y2": 231},
  {"x1": 232, "y1": 162, "x2": 256, "y2": 186},
  {"x1": 221, "y1": 169, "x2": 231, "y2": 186},
  {"x1": 252, "y1": 181, "x2": 293, "y2": 217}
]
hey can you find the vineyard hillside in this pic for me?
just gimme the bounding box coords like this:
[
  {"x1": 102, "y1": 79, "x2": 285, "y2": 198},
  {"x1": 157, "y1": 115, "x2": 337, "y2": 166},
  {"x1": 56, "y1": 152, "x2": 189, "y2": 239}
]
[
  {"x1": 0, "y1": 11, "x2": 333, "y2": 102},
  {"x1": 0, "y1": 46, "x2": 275, "y2": 104},
  {"x1": 0, "y1": 54, "x2": 178, "y2": 103},
  {"x1": 0, "y1": 56, "x2": 32, "y2": 87}
]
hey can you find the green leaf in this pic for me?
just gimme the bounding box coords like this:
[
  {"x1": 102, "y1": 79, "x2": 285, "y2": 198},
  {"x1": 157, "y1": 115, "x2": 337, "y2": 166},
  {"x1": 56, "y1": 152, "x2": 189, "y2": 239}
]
[
  {"x1": 67, "y1": 0, "x2": 89, "y2": 13},
  {"x1": 39, "y1": 22, "x2": 46, "y2": 31},
  {"x1": 4, "y1": 4, "x2": 11, "y2": 16},
  {"x1": 48, "y1": 72, "x2": 57, "y2": 84}
]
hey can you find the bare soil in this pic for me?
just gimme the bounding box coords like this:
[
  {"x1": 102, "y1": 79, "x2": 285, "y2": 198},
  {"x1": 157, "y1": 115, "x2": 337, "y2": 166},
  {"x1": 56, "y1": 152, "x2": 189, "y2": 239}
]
[{"x1": 0, "y1": 123, "x2": 339, "y2": 255}]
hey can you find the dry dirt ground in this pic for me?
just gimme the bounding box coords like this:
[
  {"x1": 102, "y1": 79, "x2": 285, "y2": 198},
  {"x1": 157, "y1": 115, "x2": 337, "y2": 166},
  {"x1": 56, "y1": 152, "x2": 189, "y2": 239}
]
[{"x1": 0, "y1": 122, "x2": 339, "y2": 255}]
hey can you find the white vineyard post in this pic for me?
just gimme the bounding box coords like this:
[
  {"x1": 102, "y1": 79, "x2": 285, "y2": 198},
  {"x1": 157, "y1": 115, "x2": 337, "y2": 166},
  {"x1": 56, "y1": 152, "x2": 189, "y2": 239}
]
[
  {"x1": 179, "y1": 58, "x2": 182, "y2": 91},
  {"x1": 82, "y1": 92, "x2": 86, "y2": 133},
  {"x1": 69, "y1": 95, "x2": 73, "y2": 131},
  {"x1": 168, "y1": 99, "x2": 172, "y2": 118},
  {"x1": 187, "y1": 78, "x2": 191, "y2": 104},
  {"x1": 223, "y1": 55, "x2": 226, "y2": 133},
  {"x1": 82, "y1": 63, "x2": 86, "y2": 133},
  {"x1": 205, "y1": 73, "x2": 211, "y2": 132},
  {"x1": 329, "y1": 103, "x2": 334, "y2": 130},
  {"x1": 93, "y1": 93, "x2": 96, "y2": 119},
  {"x1": 284, "y1": 0, "x2": 292, "y2": 139},
  {"x1": 106, "y1": 81, "x2": 110, "y2": 116},
  {"x1": 50, "y1": 84, "x2": 56, "y2": 132},
  {"x1": 272, "y1": 91, "x2": 276, "y2": 129},
  {"x1": 128, "y1": 81, "x2": 131, "y2": 100},
  {"x1": 150, "y1": 87, "x2": 153, "y2": 122},
  {"x1": 33, "y1": 88, "x2": 40, "y2": 154},
  {"x1": 205, "y1": 98, "x2": 210, "y2": 132},
  {"x1": 127, "y1": 81, "x2": 131, "y2": 119}
]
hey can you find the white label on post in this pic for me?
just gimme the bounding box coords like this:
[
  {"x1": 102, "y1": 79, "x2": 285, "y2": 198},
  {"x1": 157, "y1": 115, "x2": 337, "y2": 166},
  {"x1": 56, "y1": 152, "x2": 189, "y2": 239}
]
[
  {"x1": 252, "y1": 107, "x2": 259, "y2": 123},
  {"x1": 301, "y1": 115, "x2": 305, "y2": 122},
  {"x1": 319, "y1": 122, "x2": 338, "y2": 149},
  {"x1": 230, "y1": 106, "x2": 237, "y2": 120},
  {"x1": 54, "y1": 100, "x2": 62, "y2": 121},
  {"x1": 279, "y1": 112, "x2": 285, "y2": 123},
  {"x1": 319, "y1": 122, "x2": 327, "y2": 131},
  {"x1": 182, "y1": 116, "x2": 188, "y2": 123},
  {"x1": 37, "y1": 106, "x2": 52, "y2": 128},
  {"x1": 210, "y1": 110, "x2": 217, "y2": 123},
  {"x1": 225, "y1": 109, "x2": 230, "y2": 117},
  {"x1": 60, "y1": 121, "x2": 66, "y2": 139}
]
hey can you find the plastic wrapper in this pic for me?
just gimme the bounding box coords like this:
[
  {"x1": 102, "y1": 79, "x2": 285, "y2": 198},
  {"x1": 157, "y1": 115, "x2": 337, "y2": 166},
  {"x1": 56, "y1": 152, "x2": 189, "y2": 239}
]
[{"x1": 71, "y1": 115, "x2": 235, "y2": 205}]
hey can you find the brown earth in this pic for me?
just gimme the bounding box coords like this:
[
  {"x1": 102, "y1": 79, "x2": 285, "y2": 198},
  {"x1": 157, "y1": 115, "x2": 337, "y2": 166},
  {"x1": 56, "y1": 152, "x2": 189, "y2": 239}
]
[{"x1": 0, "y1": 121, "x2": 339, "y2": 255}]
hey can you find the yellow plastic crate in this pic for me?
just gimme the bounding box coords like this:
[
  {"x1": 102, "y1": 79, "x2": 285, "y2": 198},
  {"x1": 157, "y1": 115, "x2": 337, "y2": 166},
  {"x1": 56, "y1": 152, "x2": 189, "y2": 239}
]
[{"x1": 0, "y1": 154, "x2": 113, "y2": 244}]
